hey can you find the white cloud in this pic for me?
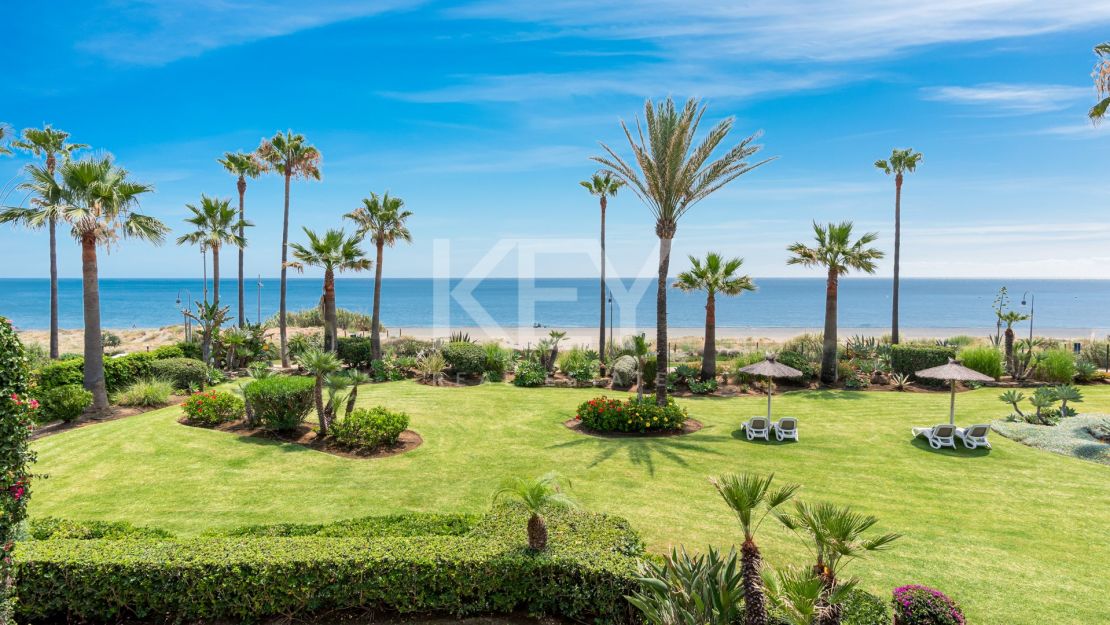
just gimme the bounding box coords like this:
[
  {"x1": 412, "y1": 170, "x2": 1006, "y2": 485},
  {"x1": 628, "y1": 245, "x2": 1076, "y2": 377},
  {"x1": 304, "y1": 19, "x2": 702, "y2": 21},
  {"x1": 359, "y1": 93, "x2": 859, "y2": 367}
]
[{"x1": 920, "y1": 83, "x2": 1088, "y2": 114}]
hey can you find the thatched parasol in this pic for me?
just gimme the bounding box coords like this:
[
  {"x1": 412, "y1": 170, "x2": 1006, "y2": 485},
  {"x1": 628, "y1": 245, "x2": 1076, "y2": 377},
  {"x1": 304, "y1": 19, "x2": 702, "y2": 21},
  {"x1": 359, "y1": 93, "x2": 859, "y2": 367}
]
[
  {"x1": 738, "y1": 355, "x2": 803, "y2": 419},
  {"x1": 915, "y1": 358, "x2": 994, "y2": 425}
]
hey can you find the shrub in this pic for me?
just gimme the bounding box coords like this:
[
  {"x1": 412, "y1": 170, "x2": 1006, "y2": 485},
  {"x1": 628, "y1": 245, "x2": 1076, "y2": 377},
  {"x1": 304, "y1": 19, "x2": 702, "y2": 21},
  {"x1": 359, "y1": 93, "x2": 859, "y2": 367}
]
[
  {"x1": 1034, "y1": 348, "x2": 1076, "y2": 384},
  {"x1": 209, "y1": 513, "x2": 478, "y2": 538},
  {"x1": 368, "y1": 358, "x2": 404, "y2": 382},
  {"x1": 443, "y1": 341, "x2": 486, "y2": 376},
  {"x1": 243, "y1": 376, "x2": 315, "y2": 431},
  {"x1": 287, "y1": 332, "x2": 323, "y2": 359},
  {"x1": 175, "y1": 340, "x2": 203, "y2": 360},
  {"x1": 38, "y1": 384, "x2": 92, "y2": 422},
  {"x1": 891, "y1": 585, "x2": 965, "y2": 625},
  {"x1": 389, "y1": 337, "x2": 434, "y2": 357},
  {"x1": 151, "y1": 344, "x2": 185, "y2": 359},
  {"x1": 641, "y1": 356, "x2": 658, "y2": 387},
  {"x1": 29, "y1": 517, "x2": 174, "y2": 540},
  {"x1": 34, "y1": 358, "x2": 83, "y2": 390},
  {"x1": 416, "y1": 352, "x2": 447, "y2": 384},
  {"x1": 113, "y1": 378, "x2": 174, "y2": 407},
  {"x1": 773, "y1": 350, "x2": 816, "y2": 382},
  {"x1": 36, "y1": 351, "x2": 158, "y2": 393},
  {"x1": 576, "y1": 395, "x2": 687, "y2": 433},
  {"x1": 513, "y1": 360, "x2": 547, "y2": 387},
  {"x1": 891, "y1": 345, "x2": 956, "y2": 382},
  {"x1": 150, "y1": 357, "x2": 209, "y2": 391},
  {"x1": 336, "y1": 336, "x2": 374, "y2": 370},
  {"x1": 101, "y1": 331, "x2": 122, "y2": 348},
  {"x1": 610, "y1": 355, "x2": 638, "y2": 388},
  {"x1": 330, "y1": 406, "x2": 410, "y2": 450},
  {"x1": 482, "y1": 342, "x2": 512, "y2": 380},
  {"x1": 0, "y1": 316, "x2": 36, "y2": 621},
  {"x1": 782, "y1": 333, "x2": 823, "y2": 362},
  {"x1": 181, "y1": 390, "x2": 245, "y2": 427},
  {"x1": 559, "y1": 348, "x2": 600, "y2": 383},
  {"x1": 14, "y1": 505, "x2": 642, "y2": 625},
  {"x1": 687, "y1": 378, "x2": 718, "y2": 394},
  {"x1": 957, "y1": 346, "x2": 1003, "y2": 380}
]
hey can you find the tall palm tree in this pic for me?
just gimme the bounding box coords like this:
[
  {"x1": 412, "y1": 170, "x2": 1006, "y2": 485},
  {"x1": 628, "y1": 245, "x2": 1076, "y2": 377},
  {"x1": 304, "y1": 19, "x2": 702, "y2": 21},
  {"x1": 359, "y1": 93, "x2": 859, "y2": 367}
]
[
  {"x1": 874, "y1": 148, "x2": 922, "y2": 345},
  {"x1": 0, "y1": 124, "x2": 11, "y2": 156},
  {"x1": 176, "y1": 195, "x2": 248, "y2": 312},
  {"x1": 674, "y1": 253, "x2": 755, "y2": 381},
  {"x1": 5, "y1": 126, "x2": 86, "y2": 359},
  {"x1": 494, "y1": 471, "x2": 576, "y2": 551},
  {"x1": 344, "y1": 192, "x2": 412, "y2": 360},
  {"x1": 218, "y1": 151, "x2": 264, "y2": 327},
  {"x1": 257, "y1": 131, "x2": 321, "y2": 367},
  {"x1": 999, "y1": 310, "x2": 1029, "y2": 374},
  {"x1": 594, "y1": 97, "x2": 773, "y2": 405},
  {"x1": 580, "y1": 171, "x2": 624, "y2": 367},
  {"x1": 1090, "y1": 43, "x2": 1110, "y2": 123},
  {"x1": 54, "y1": 157, "x2": 164, "y2": 413},
  {"x1": 296, "y1": 347, "x2": 343, "y2": 438},
  {"x1": 776, "y1": 501, "x2": 900, "y2": 625},
  {"x1": 287, "y1": 228, "x2": 370, "y2": 352},
  {"x1": 709, "y1": 473, "x2": 799, "y2": 625},
  {"x1": 787, "y1": 222, "x2": 883, "y2": 386},
  {"x1": 630, "y1": 332, "x2": 651, "y2": 401}
]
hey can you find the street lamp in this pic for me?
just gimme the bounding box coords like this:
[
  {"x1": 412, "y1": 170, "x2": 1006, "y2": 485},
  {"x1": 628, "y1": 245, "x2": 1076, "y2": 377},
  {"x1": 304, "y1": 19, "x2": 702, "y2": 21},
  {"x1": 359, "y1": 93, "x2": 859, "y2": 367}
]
[
  {"x1": 608, "y1": 290, "x2": 614, "y2": 350},
  {"x1": 176, "y1": 288, "x2": 192, "y2": 342},
  {"x1": 256, "y1": 274, "x2": 263, "y2": 325},
  {"x1": 1021, "y1": 291, "x2": 1035, "y2": 343}
]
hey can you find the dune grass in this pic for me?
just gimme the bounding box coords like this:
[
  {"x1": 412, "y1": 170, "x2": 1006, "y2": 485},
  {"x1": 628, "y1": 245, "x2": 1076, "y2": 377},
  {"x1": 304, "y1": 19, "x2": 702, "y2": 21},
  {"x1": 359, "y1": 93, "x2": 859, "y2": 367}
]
[{"x1": 29, "y1": 381, "x2": 1110, "y2": 625}]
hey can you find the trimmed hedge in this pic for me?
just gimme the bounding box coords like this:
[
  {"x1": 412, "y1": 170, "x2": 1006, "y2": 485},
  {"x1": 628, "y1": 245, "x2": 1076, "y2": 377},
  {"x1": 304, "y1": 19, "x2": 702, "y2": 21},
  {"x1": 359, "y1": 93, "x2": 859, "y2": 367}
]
[
  {"x1": 330, "y1": 406, "x2": 409, "y2": 450},
  {"x1": 150, "y1": 357, "x2": 209, "y2": 391},
  {"x1": 443, "y1": 341, "x2": 486, "y2": 376},
  {"x1": 242, "y1": 375, "x2": 316, "y2": 431},
  {"x1": 206, "y1": 513, "x2": 479, "y2": 538},
  {"x1": 891, "y1": 345, "x2": 956, "y2": 381},
  {"x1": 336, "y1": 336, "x2": 375, "y2": 370},
  {"x1": 14, "y1": 505, "x2": 643, "y2": 624},
  {"x1": 28, "y1": 517, "x2": 174, "y2": 541},
  {"x1": 37, "y1": 384, "x2": 92, "y2": 422},
  {"x1": 36, "y1": 352, "x2": 159, "y2": 393}
]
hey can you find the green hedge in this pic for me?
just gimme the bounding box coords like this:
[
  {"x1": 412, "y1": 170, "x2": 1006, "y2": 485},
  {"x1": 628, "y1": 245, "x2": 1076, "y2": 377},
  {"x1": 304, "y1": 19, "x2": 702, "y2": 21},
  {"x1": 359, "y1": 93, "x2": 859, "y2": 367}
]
[
  {"x1": 28, "y1": 517, "x2": 174, "y2": 540},
  {"x1": 35, "y1": 351, "x2": 160, "y2": 393},
  {"x1": 958, "y1": 346, "x2": 1004, "y2": 380},
  {"x1": 14, "y1": 505, "x2": 642, "y2": 624},
  {"x1": 206, "y1": 513, "x2": 479, "y2": 538},
  {"x1": 243, "y1": 375, "x2": 316, "y2": 431},
  {"x1": 890, "y1": 345, "x2": 956, "y2": 381},
  {"x1": 443, "y1": 341, "x2": 487, "y2": 376},
  {"x1": 149, "y1": 357, "x2": 209, "y2": 391},
  {"x1": 336, "y1": 336, "x2": 374, "y2": 370}
]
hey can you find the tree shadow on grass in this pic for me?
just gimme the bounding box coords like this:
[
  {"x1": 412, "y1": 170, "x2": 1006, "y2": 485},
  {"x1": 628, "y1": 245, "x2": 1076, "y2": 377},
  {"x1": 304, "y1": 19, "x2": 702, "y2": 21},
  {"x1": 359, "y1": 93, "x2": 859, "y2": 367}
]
[
  {"x1": 230, "y1": 433, "x2": 315, "y2": 454},
  {"x1": 908, "y1": 437, "x2": 991, "y2": 458},
  {"x1": 799, "y1": 390, "x2": 869, "y2": 401},
  {"x1": 548, "y1": 427, "x2": 731, "y2": 476}
]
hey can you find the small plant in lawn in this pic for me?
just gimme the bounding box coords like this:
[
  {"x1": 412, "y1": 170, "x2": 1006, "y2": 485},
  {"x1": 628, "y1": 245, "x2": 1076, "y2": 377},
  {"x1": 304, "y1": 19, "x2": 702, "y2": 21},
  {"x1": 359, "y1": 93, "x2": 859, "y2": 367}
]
[
  {"x1": 181, "y1": 390, "x2": 245, "y2": 427},
  {"x1": 114, "y1": 378, "x2": 174, "y2": 407},
  {"x1": 329, "y1": 406, "x2": 409, "y2": 450},
  {"x1": 891, "y1": 585, "x2": 965, "y2": 625},
  {"x1": 512, "y1": 360, "x2": 547, "y2": 387},
  {"x1": 890, "y1": 372, "x2": 911, "y2": 391},
  {"x1": 493, "y1": 471, "x2": 575, "y2": 551},
  {"x1": 1054, "y1": 384, "x2": 1083, "y2": 417}
]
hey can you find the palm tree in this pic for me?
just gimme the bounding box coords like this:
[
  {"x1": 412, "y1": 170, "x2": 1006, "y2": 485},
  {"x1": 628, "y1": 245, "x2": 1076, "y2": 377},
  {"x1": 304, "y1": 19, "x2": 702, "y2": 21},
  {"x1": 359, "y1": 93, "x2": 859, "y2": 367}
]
[
  {"x1": 874, "y1": 148, "x2": 922, "y2": 345},
  {"x1": 3, "y1": 126, "x2": 86, "y2": 359},
  {"x1": 630, "y1": 333, "x2": 651, "y2": 401},
  {"x1": 999, "y1": 310, "x2": 1029, "y2": 374},
  {"x1": 762, "y1": 566, "x2": 858, "y2": 625},
  {"x1": 176, "y1": 195, "x2": 248, "y2": 312},
  {"x1": 776, "y1": 501, "x2": 900, "y2": 625},
  {"x1": 296, "y1": 348, "x2": 342, "y2": 437},
  {"x1": 343, "y1": 369, "x2": 372, "y2": 419},
  {"x1": 787, "y1": 222, "x2": 883, "y2": 386},
  {"x1": 344, "y1": 192, "x2": 412, "y2": 360},
  {"x1": 674, "y1": 253, "x2": 755, "y2": 381},
  {"x1": 1091, "y1": 43, "x2": 1110, "y2": 123},
  {"x1": 256, "y1": 131, "x2": 321, "y2": 367},
  {"x1": 218, "y1": 151, "x2": 264, "y2": 327},
  {"x1": 184, "y1": 301, "x2": 231, "y2": 366},
  {"x1": 494, "y1": 471, "x2": 576, "y2": 551},
  {"x1": 287, "y1": 228, "x2": 370, "y2": 352},
  {"x1": 594, "y1": 97, "x2": 773, "y2": 405},
  {"x1": 0, "y1": 124, "x2": 11, "y2": 156},
  {"x1": 580, "y1": 171, "x2": 624, "y2": 367},
  {"x1": 709, "y1": 473, "x2": 799, "y2": 625},
  {"x1": 54, "y1": 157, "x2": 164, "y2": 413}
]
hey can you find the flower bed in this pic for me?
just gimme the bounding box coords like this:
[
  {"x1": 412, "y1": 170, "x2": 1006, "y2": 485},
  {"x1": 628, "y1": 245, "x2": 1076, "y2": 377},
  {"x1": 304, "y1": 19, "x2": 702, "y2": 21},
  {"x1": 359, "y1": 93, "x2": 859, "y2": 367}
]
[
  {"x1": 181, "y1": 390, "x2": 245, "y2": 427},
  {"x1": 575, "y1": 395, "x2": 688, "y2": 433},
  {"x1": 892, "y1": 585, "x2": 965, "y2": 625}
]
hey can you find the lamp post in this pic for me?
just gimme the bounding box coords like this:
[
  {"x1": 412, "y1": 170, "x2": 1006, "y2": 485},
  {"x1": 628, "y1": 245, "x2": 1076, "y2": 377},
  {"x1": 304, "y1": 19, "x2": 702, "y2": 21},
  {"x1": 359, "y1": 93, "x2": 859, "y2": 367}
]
[
  {"x1": 1021, "y1": 291, "x2": 1035, "y2": 343},
  {"x1": 177, "y1": 288, "x2": 192, "y2": 342},
  {"x1": 201, "y1": 244, "x2": 209, "y2": 304},
  {"x1": 608, "y1": 290, "x2": 614, "y2": 350},
  {"x1": 256, "y1": 274, "x2": 263, "y2": 326}
]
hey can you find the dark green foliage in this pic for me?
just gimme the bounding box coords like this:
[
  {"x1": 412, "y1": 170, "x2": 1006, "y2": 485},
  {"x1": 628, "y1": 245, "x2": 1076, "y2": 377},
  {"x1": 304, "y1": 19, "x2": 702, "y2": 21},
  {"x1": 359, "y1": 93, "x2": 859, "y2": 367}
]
[
  {"x1": 891, "y1": 345, "x2": 956, "y2": 382},
  {"x1": 243, "y1": 375, "x2": 315, "y2": 431},
  {"x1": 35, "y1": 351, "x2": 159, "y2": 393},
  {"x1": 336, "y1": 336, "x2": 374, "y2": 370},
  {"x1": 1035, "y1": 349, "x2": 1076, "y2": 384},
  {"x1": 38, "y1": 384, "x2": 92, "y2": 422},
  {"x1": 150, "y1": 357, "x2": 209, "y2": 390},
  {"x1": 208, "y1": 513, "x2": 478, "y2": 538},
  {"x1": 840, "y1": 588, "x2": 893, "y2": 625},
  {"x1": 175, "y1": 340, "x2": 203, "y2": 360},
  {"x1": 329, "y1": 406, "x2": 410, "y2": 449},
  {"x1": 775, "y1": 351, "x2": 817, "y2": 381},
  {"x1": 14, "y1": 505, "x2": 643, "y2": 624},
  {"x1": 641, "y1": 356, "x2": 658, "y2": 387},
  {"x1": 370, "y1": 358, "x2": 405, "y2": 382},
  {"x1": 150, "y1": 344, "x2": 185, "y2": 359},
  {"x1": 627, "y1": 546, "x2": 743, "y2": 625},
  {"x1": 29, "y1": 517, "x2": 174, "y2": 540},
  {"x1": 0, "y1": 316, "x2": 35, "y2": 622},
  {"x1": 443, "y1": 341, "x2": 487, "y2": 376},
  {"x1": 389, "y1": 337, "x2": 434, "y2": 357},
  {"x1": 513, "y1": 360, "x2": 547, "y2": 387},
  {"x1": 957, "y1": 346, "x2": 1003, "y2": 380},
  {"x1": 181, "y1": 390, "x2": 245, "y2": 426}
]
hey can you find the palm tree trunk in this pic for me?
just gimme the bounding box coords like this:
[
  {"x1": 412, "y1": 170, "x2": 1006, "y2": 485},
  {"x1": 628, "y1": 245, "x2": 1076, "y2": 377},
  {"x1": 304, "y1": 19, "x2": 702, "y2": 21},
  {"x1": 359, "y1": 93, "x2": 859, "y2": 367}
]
[
  {"x1": 741, "y1": 539, "x2": 767, "y2": 625},
  {"x1": 1005, "y1": 328, "x2": 1015, "y2": 374},
  {"x1": 702, "y1": 292, "x2": 716, "y2": 381},
  {"x1": 371, "y1": 240, "x2": 384, "y2": 360},
  {"x1": 821, "y1": 269, "x2": 839, "y2": 386},
  {"x1": 314, "y1": 376, "x2": 328, "y2": 437},
  {"x1": 527, "y1": 513, "x2": 548, "y2": 551},
  {"x1": 212, "y1": 245, "x2": 220, "y2": 310},
  {"x1": 279, "y1": 171, "x2": 291, "y2": 367},
  {"x1": 655, "y1": 230, "x2": 674, "y2": 406},
  {"x1": 891, "y1": 174, "x2": 902, "y2": 345},
  {"x1": 80, "y1": 236, "x2": 108, "y2": 415},
  {"x1": 49, "y1": 217, "x2": 59, "y2": 359},
  {"x1": 599, "y1": 196, "x2": 607, "y2": 369},
  {"x1": 345, "y1": 383, "x2": 358, "y2": 418},
  {"x1": 324, "y1": 268, "x2": 338, "y2": 352},
  {"x1": 237, "y1": 176, "x2": 246, "y2": 327}
]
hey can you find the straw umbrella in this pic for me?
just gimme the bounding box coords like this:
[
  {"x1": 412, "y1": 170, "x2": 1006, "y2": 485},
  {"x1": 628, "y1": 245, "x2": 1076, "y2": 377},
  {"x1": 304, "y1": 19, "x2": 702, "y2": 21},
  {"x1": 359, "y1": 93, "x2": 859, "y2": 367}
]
[
  {"x1": 914, "y1": 358, "x2": 994, "y2": 425},
  {"x1": 737, "y1": 354, "x2": 803, "y2": 419}
]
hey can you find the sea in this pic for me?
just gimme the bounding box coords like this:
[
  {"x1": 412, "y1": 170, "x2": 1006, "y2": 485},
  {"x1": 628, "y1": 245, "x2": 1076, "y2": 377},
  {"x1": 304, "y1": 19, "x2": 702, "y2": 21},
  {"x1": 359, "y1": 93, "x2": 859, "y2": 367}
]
[{"x1": 1, "y1": 278, "x2": 1107, "y2": 335}]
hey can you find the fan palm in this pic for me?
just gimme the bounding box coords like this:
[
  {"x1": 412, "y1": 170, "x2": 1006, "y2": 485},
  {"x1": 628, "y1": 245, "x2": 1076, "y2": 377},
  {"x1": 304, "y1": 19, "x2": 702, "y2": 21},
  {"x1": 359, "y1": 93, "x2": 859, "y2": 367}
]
[
  {"x1": 630, "y1": 333, "x2": 651, "y2": 401},
  {"x1": 1091, "y1": 43, "x2": 1110, "y2": 123},
  {"x1": 998, "y1": 310, "x2": 1029, "y2": 374},
  {"x1": 787, "y1": 222, "x2": 883, "y2": 385},
  {"x1": 593, "y1": 97, "x2": 773, "y2": 405},
  {"x1": 256, "y1": 131, "x2": 321, "y2": 367},
  {"x1": 344, "y1": 192, "x2": 412, "y2": 360},
  {"x1": 0, "y1": 124, "x2": 11, "y2": 156},
  {"x1": 2, "y1": 126, "x2": 86, "y2": 359},
  {"x1": 287, "y1": 228, "x2": 371, "y2": 352},
  {"x1": 709, "y1": 473, "x2": 799, "y2": 625},
  {"x1": 218, "y1": 151, "x2": 264, "y2": 326},
  {"x1": 494, "y1": 471, "x2": 576, "y2": 551},
  {"x1": 580, "y1": 171, "x2": 624, "y2": 366},
  {"x1": 343, "y1": 370, "x2": 372, "y2": 419},
  {"x1": 296, "y1": 348, "x2": 343, "y2": 437},
  {"x1": 176, "y1": 195, "x2": 248, "y2": 312},
  {"x1": 53, "y1": 157, "x2": 163, "y2": 413},
  {"x1": 874, "y1": 148, "x2": 922, "y2": 345},
  {"x1": 674, "y1": 253, "x2": 755, "y2": 380}
]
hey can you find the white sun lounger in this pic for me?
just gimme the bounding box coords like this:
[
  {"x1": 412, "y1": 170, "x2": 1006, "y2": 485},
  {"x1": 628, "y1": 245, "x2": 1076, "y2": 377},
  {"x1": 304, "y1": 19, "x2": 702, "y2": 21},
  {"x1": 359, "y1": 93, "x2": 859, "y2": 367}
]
[
  {"x1": 772, "y1": 417, "x2": 799, "y2": 442},
  {"x1": 912, "y1": 424, "x2": 957, "y2": 450},
  {"x1": 742, "y1": 417, "x2": 770, "y2": 441},
  {"x1": 956, "y1": 424, "x2": 992, "y2": 450}
]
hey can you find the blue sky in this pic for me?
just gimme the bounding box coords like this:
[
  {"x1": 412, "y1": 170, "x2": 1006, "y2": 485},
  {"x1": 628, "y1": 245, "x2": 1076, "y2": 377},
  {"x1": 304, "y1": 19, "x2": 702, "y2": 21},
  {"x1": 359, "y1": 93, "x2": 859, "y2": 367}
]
[{"x1": 1, "y1": 1, "x2": 1108, "y2": 280}]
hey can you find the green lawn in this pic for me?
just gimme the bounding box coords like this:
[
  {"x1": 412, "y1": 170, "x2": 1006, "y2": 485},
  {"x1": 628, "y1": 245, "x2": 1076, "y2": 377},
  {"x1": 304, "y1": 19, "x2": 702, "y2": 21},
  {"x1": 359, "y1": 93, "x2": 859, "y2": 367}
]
[{"x1": 29, "y1": 381, "x2": 1110, "y2": 625}]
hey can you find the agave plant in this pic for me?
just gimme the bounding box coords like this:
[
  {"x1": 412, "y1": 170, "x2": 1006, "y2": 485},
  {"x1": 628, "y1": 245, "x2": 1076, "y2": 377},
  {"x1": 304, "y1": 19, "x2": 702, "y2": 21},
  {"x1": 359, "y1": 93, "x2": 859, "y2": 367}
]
[
  {"x1": 1054, "y1": 384, "x2": 1083, "y2": 418},
  {"x1": 417, "y1": 352, "x2": 447, "y2": 385},
  {"x1": 889, "y1": 372, "x2": 911, "y2": 391},
  {"x1": 493, "y1": 471, "x2": 575, "y2": 551},
  {"x1": 762, "y1": 566, "x2": 858, "y2": 625},
  {"x1": 1029, "y1": 387, "x2": 1059, "y2": 425},
  {"x1": 627, "y1": 546, "x2": 744, "y2": 625}
]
